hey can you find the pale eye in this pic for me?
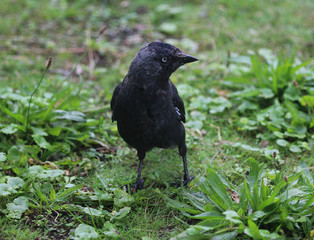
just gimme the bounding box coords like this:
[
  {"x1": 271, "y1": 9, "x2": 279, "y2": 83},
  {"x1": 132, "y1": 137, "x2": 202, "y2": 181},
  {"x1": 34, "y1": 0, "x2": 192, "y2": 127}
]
[{"x1": 161, "y1": 57, "x2": 167, "y2": 63}]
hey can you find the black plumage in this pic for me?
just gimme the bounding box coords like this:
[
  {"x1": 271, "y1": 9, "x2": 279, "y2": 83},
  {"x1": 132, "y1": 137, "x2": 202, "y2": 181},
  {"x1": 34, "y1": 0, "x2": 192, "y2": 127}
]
[{"x1": 111, "y1": 41, "x2": 198, "y2": 190}]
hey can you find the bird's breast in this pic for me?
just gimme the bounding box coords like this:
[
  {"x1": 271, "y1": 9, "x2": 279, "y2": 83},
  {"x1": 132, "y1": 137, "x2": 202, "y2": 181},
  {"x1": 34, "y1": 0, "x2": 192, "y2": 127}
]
[{"x1": 115, "y1": 87, "x2": 183, "y2": 150}]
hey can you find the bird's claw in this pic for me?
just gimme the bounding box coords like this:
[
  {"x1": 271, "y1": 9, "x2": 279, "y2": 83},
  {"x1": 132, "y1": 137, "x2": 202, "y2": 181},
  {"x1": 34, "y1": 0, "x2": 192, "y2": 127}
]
[
  {"x1": 134, "y1": 178, "x2": 145, "y2": 190},
  {"x1": 171, "y1": 175, "x2": 194, "y2": 188},
  {"x1": 183, "y1": 175, "x2": 194, "y2": 186}
]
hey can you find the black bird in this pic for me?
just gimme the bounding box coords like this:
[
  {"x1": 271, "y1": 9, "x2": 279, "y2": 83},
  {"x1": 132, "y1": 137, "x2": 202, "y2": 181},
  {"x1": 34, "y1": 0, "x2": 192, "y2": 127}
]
[{"x1": 111, "y1": 41, "x2": 198, "y2": 190}]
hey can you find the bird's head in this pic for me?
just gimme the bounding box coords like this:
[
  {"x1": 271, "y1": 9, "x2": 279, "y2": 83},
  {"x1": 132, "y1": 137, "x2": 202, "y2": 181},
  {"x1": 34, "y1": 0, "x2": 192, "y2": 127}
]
[{"x1": 129, "y1": 41, "x2": 198, "y2": 81}]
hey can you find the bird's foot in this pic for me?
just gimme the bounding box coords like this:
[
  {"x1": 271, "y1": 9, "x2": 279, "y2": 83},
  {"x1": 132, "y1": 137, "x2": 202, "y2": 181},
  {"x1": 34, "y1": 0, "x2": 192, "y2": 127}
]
[
  {"x1": 133, "y1": 178, "x2": 145, "y2": 191},
  {"x1": 171, "y1": 175, "x2": 194, "y2": 188},
  {"x1": 183, "y1": 175, "x2": 194, "y2": 186}
]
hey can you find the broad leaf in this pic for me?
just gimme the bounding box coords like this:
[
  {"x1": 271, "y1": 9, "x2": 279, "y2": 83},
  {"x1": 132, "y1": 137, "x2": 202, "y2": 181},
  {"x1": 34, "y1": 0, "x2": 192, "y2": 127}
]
[
  {"x1": 114, "y1": 189, "x2": 134, "y2": 208},
  {"x1": 74, "y1": 224, "x2": 98, "y2": 239}
]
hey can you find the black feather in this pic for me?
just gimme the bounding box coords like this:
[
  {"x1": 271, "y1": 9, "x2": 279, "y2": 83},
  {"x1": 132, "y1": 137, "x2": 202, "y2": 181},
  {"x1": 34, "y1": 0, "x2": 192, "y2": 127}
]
[{"x1": 110, "y1": 41, "x2": 198, "y2": 190}]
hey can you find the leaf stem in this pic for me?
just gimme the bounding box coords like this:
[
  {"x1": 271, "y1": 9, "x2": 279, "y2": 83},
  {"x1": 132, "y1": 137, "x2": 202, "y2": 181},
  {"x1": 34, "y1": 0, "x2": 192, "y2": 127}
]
[{"x1": 26, "y1": 57, "x2": 52, "y2": 131}]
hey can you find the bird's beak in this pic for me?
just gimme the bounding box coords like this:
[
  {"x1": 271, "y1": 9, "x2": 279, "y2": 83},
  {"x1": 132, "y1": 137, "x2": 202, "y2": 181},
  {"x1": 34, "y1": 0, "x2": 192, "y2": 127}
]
[{"x1": 177, "y1": 52, "x2": 199, "y2": 64}]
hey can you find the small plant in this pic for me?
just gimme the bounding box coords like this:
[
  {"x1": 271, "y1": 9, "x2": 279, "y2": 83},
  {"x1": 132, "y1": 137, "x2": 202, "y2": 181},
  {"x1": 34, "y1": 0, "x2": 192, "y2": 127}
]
[
  {"x1": 166, "y1": 158, "x2": 313, "y2": 239},
  {"x1": 0, "y1": 75, "x2": 104, "y2": 159},
  {"x1": 224, "y1": 50, "x2": 313, "y2": 152}
]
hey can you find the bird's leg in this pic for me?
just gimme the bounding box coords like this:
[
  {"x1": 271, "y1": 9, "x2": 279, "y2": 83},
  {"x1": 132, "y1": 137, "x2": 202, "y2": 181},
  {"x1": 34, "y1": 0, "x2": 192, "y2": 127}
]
[
  {"x1": 134, "y1": 150, "x2": 146, "y2": 190},
  {"x1": 179, "y1": 144, "x2": 193, "y2": 186}
]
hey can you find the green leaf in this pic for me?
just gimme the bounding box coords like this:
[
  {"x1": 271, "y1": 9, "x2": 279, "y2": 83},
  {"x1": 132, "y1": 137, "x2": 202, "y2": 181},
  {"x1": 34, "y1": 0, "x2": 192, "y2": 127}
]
[
  {"x1": 300, "y1": 161, "x2": 313, "y2": 186},
  {"x1": 27, "y1": 166, "x2": 64, "y2": 179},
  {"x1": 285, "y1": 100, "x2": 302, "y2": 123},
  {"x1": 74, "y1": 224, "x2": 98, "y2": 239},
  {"x1": 244, "y1": 220, "x2": 263, "y2": 239},
  {"x1": 52, "y1": 110, "x2": 85, "y2": 122},
  {"x1": 238, "y1": 101, "x2": 258, "y2": 112},
  {"x1": 114, "y1": 189, "x2": 134, "y2": 208},
  {"x1": 249, "y1": 211, "x2": 266, "y2": 221},
  {"x1": 252, "y1": 182, "x2": 260, "y2": 209},
  {"x1": 93, "y1": 189, "x2": 113, "y2": 201},
  {"x1": 31, "y1": 126, "x2": 48, "y2": 136},
  {"x1": 300, "y1": 95, "x2": 314, "y2": 107},
  {"x1": 209, "y1": 105, "x2": 226, "y2": 114},
  {"x1": 47, "y1": 126, "x2": 62, "y2": 136},
  {"x1": 186, "y1": 192, "x2": 209, "y2": 212},
  {"x1": 223, "y1": 210, "x2": 242, "y2": 224},
  {"x1": 142, "y1": 237, "x2": 153, "y2": 240},
  {"x1": 229, "y1": 53, "x2": 251, "y2": 65},
  {"x1": 212, "y1": 231, "x2": 238, "y2": 240},
  {"x1": 0, "y1": 152, "x2": 6, "y2": 162},
  {"x1": 0, "y1": 183, "x2": 12, "y2": 196},
  {"x1": 260, "y1": 179, "x2": 269, "y2": 202},
  {"x1": 32, "y1": 182, "x2": 49, "y2": 204},
  {"x1": 40, "y1": 169, "x2": 64, "y2": 179},
  {"x1": 62, "y1": 204, "x2": 85, "y2": 212},
  {"x1": 177, "y1": 84, "x2": 200, "y2": 99},
  {"x1": 300, "y1": 194, "x2": 314, "y2": 211},
  {"x1": 209, "y1": 97, "x2": 232, "y2": 114},
  {"x1": 276, "y1": 139, "x2": 289, "y2": 147},
  {"x1": 258, "y1": 180, "x2": 286, "y2": 210},
  {"x1": 284, "y1": 131, "x2": 306, "y2": 139},
  {"x1": 32, "y1": 135, "x2": 52, "y2": 149},
  {"x1": 1, "y1": 92, "x2": 26, "y2": 101},
  {"x1": 186, "y1": 120, "x2": 203, "y2": 129},
  {"x1": 284, "y1": 86, "x2": 301, "y2": 101},
  {"x1": 7, "y1": 177, "x2": 24, "y2": 189},
  {"x1": 103, "y1": 222, "x2": 120, "y2": 239},
  {"x1": 247, "y1": 157, "x2": 261, "y2": 188},
  {"x1": 230, "y1": 89, "x2": 260, "y2": 98},
  {"x1": 258, "y1": 48, "x2": 276, "y2": 63},
  {"x1": 263, "y1": 149, "x2": 279, "y2": 159},
  {"x1": 301, "y1": 141, "x2": 310, "y2": 151},
  {"x1": 111, "y1": 207, "x2": 131, "y2": 220},
  {"x1": 189, "y1": 96, "x2": 212, "y2": 110},
  {"x1": 259, "y1": 88, "x2": 274, "y2": 98},
  {"x1": 289, "y1": 145, "x2": 302, "y2": 153},
  {"x1": 171, "y1": 225, "x2": 213, "y2": 240},
  {"x1": 26, "y1": 165, "x2": 44, "y2": 176},
  {"x1": 83, "y1": 207, "x2": 103, "y2": 217},
  {"x1": 7, "y1": 146, "x2": 21, "y2": 162},
  {"x1": 244, "y1": 181, "x2": 255, "y2": 210},
  {"x1": 159, "y1": 22, "x2": 177, "y2": 34},
  {"x1": 0, "y1": 123, "x2": 18, "y2": 134},
  {"x1": 166, "y1": 195, "x2": 202, "y2": 215},
  {"x1": 7, "y1": 197, "x2": 29, "y2": 219},
  {"x1": 259, "y1": 229, "x2": 281, "y2": 239},
  {"x1": 182, "y1": 211, "x2": 224, "y2": 221},
  {"x1": 50, "y1": 187, "x2": 56, "y2": 201},
  {"x1": 0, "y1": 103, "x2": 26, "y2": 124},
  {"x1": 7, "y1": 197, "x2": 28, "y2": 212},
  {"x1": 57, "y1": 184, "x2": 82, "y2": 200},
  {"x1": 199, "y1": 168, "x2": 233, "y2": 210},
  {"x1": 273, "y1": 131, "x2": 284, "y2": 138},
  {"x1": 240, "y1": 144, "x2": 260, "y2": 152},
  {"x1": 278, "y1": 188, "x2": 305, "y2": 201},
  {"x1": 290, "y1": 122, "x2": 307, "y2": 135}
]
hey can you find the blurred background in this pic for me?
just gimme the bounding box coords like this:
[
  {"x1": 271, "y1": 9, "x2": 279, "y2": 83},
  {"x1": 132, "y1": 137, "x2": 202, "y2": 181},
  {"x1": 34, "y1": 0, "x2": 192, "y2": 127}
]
[
  {"x1": 1, "y1": 0, "x2": 313, "y2": 80},
  {"x1": 1, "y1": 0, "x2": 313, "y2": 88}
]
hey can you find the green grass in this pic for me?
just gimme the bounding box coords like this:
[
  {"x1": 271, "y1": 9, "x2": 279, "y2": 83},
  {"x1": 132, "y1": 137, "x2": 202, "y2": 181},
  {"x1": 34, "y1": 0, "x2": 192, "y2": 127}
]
[
  {"x1": 0, "y1": 220, "x2": 43, "y2": 240},
  {"x1": 0, "y1": 0, "x2": 313, "y2": 239}
]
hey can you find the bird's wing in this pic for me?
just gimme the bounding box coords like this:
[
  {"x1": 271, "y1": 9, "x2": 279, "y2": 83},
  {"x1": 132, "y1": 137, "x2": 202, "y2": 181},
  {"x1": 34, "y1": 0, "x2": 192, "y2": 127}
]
[
  {"x1": 170, "y1": 82, "x2": 186, "y2": 123},
  {"x1": 110, "y1": 82, "x2": 122, "y2": 122}
]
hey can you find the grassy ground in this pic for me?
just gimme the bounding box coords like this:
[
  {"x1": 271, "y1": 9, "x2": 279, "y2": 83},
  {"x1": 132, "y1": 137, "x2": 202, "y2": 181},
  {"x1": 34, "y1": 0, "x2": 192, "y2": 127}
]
[{"x1": 0, "y1": 0, "x2": 313, "y2": 239}]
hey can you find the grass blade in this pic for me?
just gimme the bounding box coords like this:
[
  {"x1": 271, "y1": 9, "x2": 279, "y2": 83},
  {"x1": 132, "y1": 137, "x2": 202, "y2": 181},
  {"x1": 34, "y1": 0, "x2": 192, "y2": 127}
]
[{"x1": 202, "y1": 168, "x2": 233, "y2": 210}]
